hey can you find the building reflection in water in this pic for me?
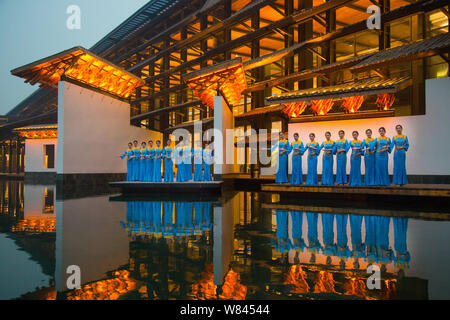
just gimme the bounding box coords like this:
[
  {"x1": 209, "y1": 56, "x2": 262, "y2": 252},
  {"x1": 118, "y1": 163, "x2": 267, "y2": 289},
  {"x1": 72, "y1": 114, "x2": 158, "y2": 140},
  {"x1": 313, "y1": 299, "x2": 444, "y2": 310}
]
[{"x1": 1, "y1": 182, "x2": 449, "y2": 300}]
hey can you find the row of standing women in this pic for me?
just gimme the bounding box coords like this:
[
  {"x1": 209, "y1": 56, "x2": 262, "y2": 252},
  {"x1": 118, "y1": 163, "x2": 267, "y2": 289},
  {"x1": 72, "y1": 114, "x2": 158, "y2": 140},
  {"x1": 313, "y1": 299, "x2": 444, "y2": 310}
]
[
  {"x1": 274, "y1": 125, "x2": 409, "y2": 186},
  {"x1": 121, "y1": 137, "x2": 214, "y2": 182}
]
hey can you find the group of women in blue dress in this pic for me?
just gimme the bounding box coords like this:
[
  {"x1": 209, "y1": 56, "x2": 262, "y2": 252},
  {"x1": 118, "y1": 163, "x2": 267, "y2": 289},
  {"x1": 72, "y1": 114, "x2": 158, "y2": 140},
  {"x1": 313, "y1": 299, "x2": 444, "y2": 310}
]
[
  {"x1": 121, "y1": 137, "x2": 214, "y2": 182},
  {"x1": 273, "y1": 125, "x2": 409, "y2": 186}
]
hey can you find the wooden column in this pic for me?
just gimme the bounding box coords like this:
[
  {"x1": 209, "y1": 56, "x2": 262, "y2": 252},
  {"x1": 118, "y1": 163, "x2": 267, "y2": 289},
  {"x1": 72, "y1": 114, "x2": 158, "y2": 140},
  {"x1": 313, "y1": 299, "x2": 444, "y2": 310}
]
[{"x1": 298, "y1": 0, "x2": 314, "y2": 90}]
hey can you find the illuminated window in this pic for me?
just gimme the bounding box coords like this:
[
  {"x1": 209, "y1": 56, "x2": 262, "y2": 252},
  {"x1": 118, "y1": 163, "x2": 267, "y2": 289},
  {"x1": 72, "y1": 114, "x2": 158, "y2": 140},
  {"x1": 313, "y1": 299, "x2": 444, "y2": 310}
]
[
  {"x1": 43, "y1": 188, "x2": 54, "y2": 214},
  {"x1": 44, "y1": 144, "x2": 55, "y2": 169}
]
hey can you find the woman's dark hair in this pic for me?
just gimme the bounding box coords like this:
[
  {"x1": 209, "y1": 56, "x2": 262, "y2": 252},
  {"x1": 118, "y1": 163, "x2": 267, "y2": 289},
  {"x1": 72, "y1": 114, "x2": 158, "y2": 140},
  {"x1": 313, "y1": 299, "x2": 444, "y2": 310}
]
[
  {"x1": 294, "y1": 132, "x2": 299, "y2": 137},
  {"x1": 396, "y1": 124, "x2": 403, "y2": 129},
  {"x1": 352, "y1": 131, "x2": 359, "y2": 135},
  {"x1": 338, "y1": 130, "x2": 345, "y2": 135},
  {"x1": 156, "y1": 140, "x2": 160, "y2": 143},
  {"x1": 141, "y1": 141, "x2": 146, "y2": 145},
  {"x1": 133, "y1": 140, "x2": 138, "y2": 143},
  {"x1": 379, "y1": 127, "x2": 386, "y2": 132},
  {"x1": 366, "y1": 129, "x2": 372, "y2": 134},
  {"x1": 325, "y1": 131, "x2": 331, "y2": 135},
  {"x1": 128, "y1": 142, "x2": 132, "y2": 145},
  {"x1": 309, "y1": 133, "x2": 315, "y2": 137}
]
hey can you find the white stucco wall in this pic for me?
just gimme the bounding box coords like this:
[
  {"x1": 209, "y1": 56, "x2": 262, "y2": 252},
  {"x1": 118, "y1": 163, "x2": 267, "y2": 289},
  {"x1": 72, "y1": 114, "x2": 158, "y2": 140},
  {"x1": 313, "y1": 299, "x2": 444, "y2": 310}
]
[
  {"x1": 287, "y1": 77, "x2": 450, "y2": 175},
  {"x1": 24, "y1": 139, "x2": 57, "y2": 173},
  {"x1": 57, "y1": 81, "x2": 161, "y2": 174},
  {"x1": 23, "y1": 184, "x2": 56, "y2": 218},
  {"x1": 214, "y1": 96, "x2": 237, "y2": 176}
]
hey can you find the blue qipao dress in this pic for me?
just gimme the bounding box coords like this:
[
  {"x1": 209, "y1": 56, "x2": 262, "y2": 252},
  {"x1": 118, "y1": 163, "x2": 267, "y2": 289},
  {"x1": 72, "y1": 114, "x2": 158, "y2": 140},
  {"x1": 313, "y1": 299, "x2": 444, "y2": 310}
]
[
  {"x1": 335, "y1": 138, "x2": 350, "y2": 184},
  {"x1": 272, "y1": 139, "x2": 290, "y2": 183},
  {"x1": 193, "y1": 147, "x2": 204, "y2": 181},
  {"x1": 349, "y1": 139, "x2": 365, "y2": 186},
  {"x1": 391, "y1": 134, "x2": 409, "y2": 185},
  {"x1": 363, "y1": 137, "x2": 376, "y2": 186},
  {"x1": 375, "y1": 136, "x2": 392, "y2": 186},
  {"x1": 320, "y1": 140, "x2": 336, "y2": 186},
  {"x1": 305, "y1": 141, "x2": 322, "y2": 185},
  {"x1": 153, "y1": 147, "x2": 163, "y2": 182},
  {"x1": 289, "y1": 140, "x2": 306, "y2": 185},
  {"x1": 162, "y1": 146, "x2": 174, "y2": 182}
]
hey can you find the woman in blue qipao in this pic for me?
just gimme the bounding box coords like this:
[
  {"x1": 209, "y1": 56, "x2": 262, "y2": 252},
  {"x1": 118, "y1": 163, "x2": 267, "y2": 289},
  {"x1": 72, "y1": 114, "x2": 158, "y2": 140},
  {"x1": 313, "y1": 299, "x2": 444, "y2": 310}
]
[
  {"x1": 349, "y1": 131, "x2": 364, "y2": 186},
  {"x1": 363, "y1": 129, "x2": 376, "y2": 186},
  {"x1": 289, "y1": 133, "x2": 306, "y2": 185},
  {"x1": 131, "y1": 140, "x2": 140, "y2": 181},
  {"x1": 335, "y1": 130, "x2": 350, "y2": 185},
  {"x1": 320, "y1": 131, "x2": 336, "y2": 186},
  {"x1": 305, "y1": 133, "x2": 322, "y2": 185},
  {"x1": 375, "y1": 127, "x2": 392, "y2": 186},
  {"x1": 153, "y1": 140, "x2": 163, "y2": 182},
  {"x1": 203, "y1": 142, "x2": 213, "y2": 181},
  {"x1": 120, "y1": 142, "x2": 134, "y2": 181},
  {"x1": 391, "y1": 124, "x2": 409, "y2": 186},
  {"x1": 184, "y1": 141, "x2": 193, "y2": 181},
  {"x1": 147, "y1": 140, "x2": 155, "y2": 182},
  {"x1": 271, "y1": 132, "x2": 290, "y2": 183},
  {"x1": 139, "y1": 142, "x2": 147, "y2": 181},
  {"x1": 193, "y1": 141, "x2": 204, "y2": 181},
  {"x1": 162, "y1": 139, "x2": 174, "y2": 182},
  {"x1": 175, "y1": 138, "x2": 186, "y2": 182}
]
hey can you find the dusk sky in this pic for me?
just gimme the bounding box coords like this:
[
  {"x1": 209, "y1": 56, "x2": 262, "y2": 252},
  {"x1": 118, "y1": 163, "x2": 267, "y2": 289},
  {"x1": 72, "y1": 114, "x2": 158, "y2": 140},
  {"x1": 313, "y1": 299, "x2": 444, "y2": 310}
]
[{"x1": 0, "y1": 0, "x2": 149, "y2": 115}]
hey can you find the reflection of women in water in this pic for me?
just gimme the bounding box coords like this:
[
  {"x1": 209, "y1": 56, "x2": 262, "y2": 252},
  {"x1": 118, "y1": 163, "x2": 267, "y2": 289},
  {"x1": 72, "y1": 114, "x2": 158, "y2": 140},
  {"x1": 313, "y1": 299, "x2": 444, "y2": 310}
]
[
  {"x1": 144, "y1": 201, "x2": 153, "y2": 235},
  {"x1": 289, "y1": 133, "x2": 306, "y2": 185},
  {"x1": 364, "y1": 215, "x2": 377, "y2": 263},
  {"x1": 393, "y1": 217, "x2": 410, "y2": 269},
  {"x1": 321, "y1": 214, "x2": 336, "y2": 263},
  {"x1": 320, "y1": 132, "x2": 336, "y2": 186},
  {"x1": 305, "y1": 134, "x2": 322, "y2": 185},
  {"x1": 175, "y1": 202, "x2": 185, "y2": 235},
  {"x1": 274, "y1": 210, "x2": 292, "y2": 252},
  {"x1": 306, "y1": 212, "x2": 322, "y2": 262},
  {"x1": 336, "y1": 214, "x2": 351, "y2": 269},
  {"x1": 290, "y1": 211, "x2": 306, "y2": 251},
  {"x1": 162, "y1": 139, "x2": 174, "y2": 182},
  {"x1": 349, "y1": 214, "x2": 365, "y2": 268},
  {"x1": 163, "y1": 202, "x2": 174, "y2": 236},
  {"x1": 202, "y1": 202, "x2": 212, "y2": 231},
  {"x1": 152, "y1": 202, "x2": 162, "y2": 235},
  {"x1": 120, "y1": 142, "x2": 134, "y2": 181},
  {"x1": 184, "y1": 202, "x2": 193, "y2": 235},
  {"x1": 194, "y1": 202, "x2": 203, "y2": 232},
  {"x1": 391, "y1": 125, "x2": 409, "y2": 186},
  {"x1": 375, "y1": 127, "x2": 392, "y2": 186},
  {"x1": 375, "y1": 216, "x2": 393, "y2": 264}
]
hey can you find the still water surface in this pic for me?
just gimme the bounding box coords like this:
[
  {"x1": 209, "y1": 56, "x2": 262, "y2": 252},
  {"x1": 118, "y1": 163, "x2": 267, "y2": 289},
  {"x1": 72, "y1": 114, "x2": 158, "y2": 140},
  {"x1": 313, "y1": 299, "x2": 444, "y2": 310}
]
[{"x1": 0, "y1": 180, "x2": 449, "y2": 300}]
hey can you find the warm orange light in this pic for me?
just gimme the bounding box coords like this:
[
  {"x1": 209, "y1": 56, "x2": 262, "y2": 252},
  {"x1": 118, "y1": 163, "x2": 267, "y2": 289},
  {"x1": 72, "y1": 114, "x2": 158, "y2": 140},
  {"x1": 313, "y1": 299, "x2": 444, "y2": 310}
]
[
  {"x1": 342, "y1": 96, "x2": 365, "y2": 113},
  {"x1": 311, "y1": 99, "x2": 334, "y2": 116},
  {"x1": 313, "y1": 271, "x2": 336, "y2": 293},
  {"x1": 184, "y1": 61, "x2": 247, "y2": 109},
  {"x1": 284, "y1": 265, "x2": 309, "y2": 294},
  {"x1": 66, "y1": 270, "x2": 137, "y2": 300},
  {"x1": 12, "y1": 218, "x2": 56, "y2": 233},
  {"x1": 283, "y1": 101, "x2": 308, "y2": 118},
  {"x1": 187, "y1": 264, "x2": 217, "y2": 300},
  {"x1": 11, "y1": 47, "x2": 144, "y2": 99},
  {"x1": 376, "y1": 93, "x2": 395, "y2": 111},
  {"x1": 219, "y1": 269, "x2": 247, "y2": 300}
]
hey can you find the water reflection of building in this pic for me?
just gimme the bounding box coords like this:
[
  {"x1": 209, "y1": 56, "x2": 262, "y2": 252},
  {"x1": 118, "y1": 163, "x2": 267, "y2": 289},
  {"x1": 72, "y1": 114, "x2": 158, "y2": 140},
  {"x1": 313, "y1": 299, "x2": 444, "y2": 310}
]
[{"x1": 269, "y1": 210, "x2": 419, "y2": 299}]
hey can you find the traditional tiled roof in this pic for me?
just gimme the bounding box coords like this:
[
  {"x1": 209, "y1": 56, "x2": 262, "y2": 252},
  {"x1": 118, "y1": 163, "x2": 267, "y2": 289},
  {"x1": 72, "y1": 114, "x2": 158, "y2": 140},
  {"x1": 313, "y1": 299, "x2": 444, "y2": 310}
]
[
  {"x1": 235, "y1": 105, "x2": 288, "y2": 121},
  {"x1": 265, "y1": 77, "x2": 410, "y2": 105},
  {"x1": 351, "y1": 32, "x2": 450, "y2": 73}
]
